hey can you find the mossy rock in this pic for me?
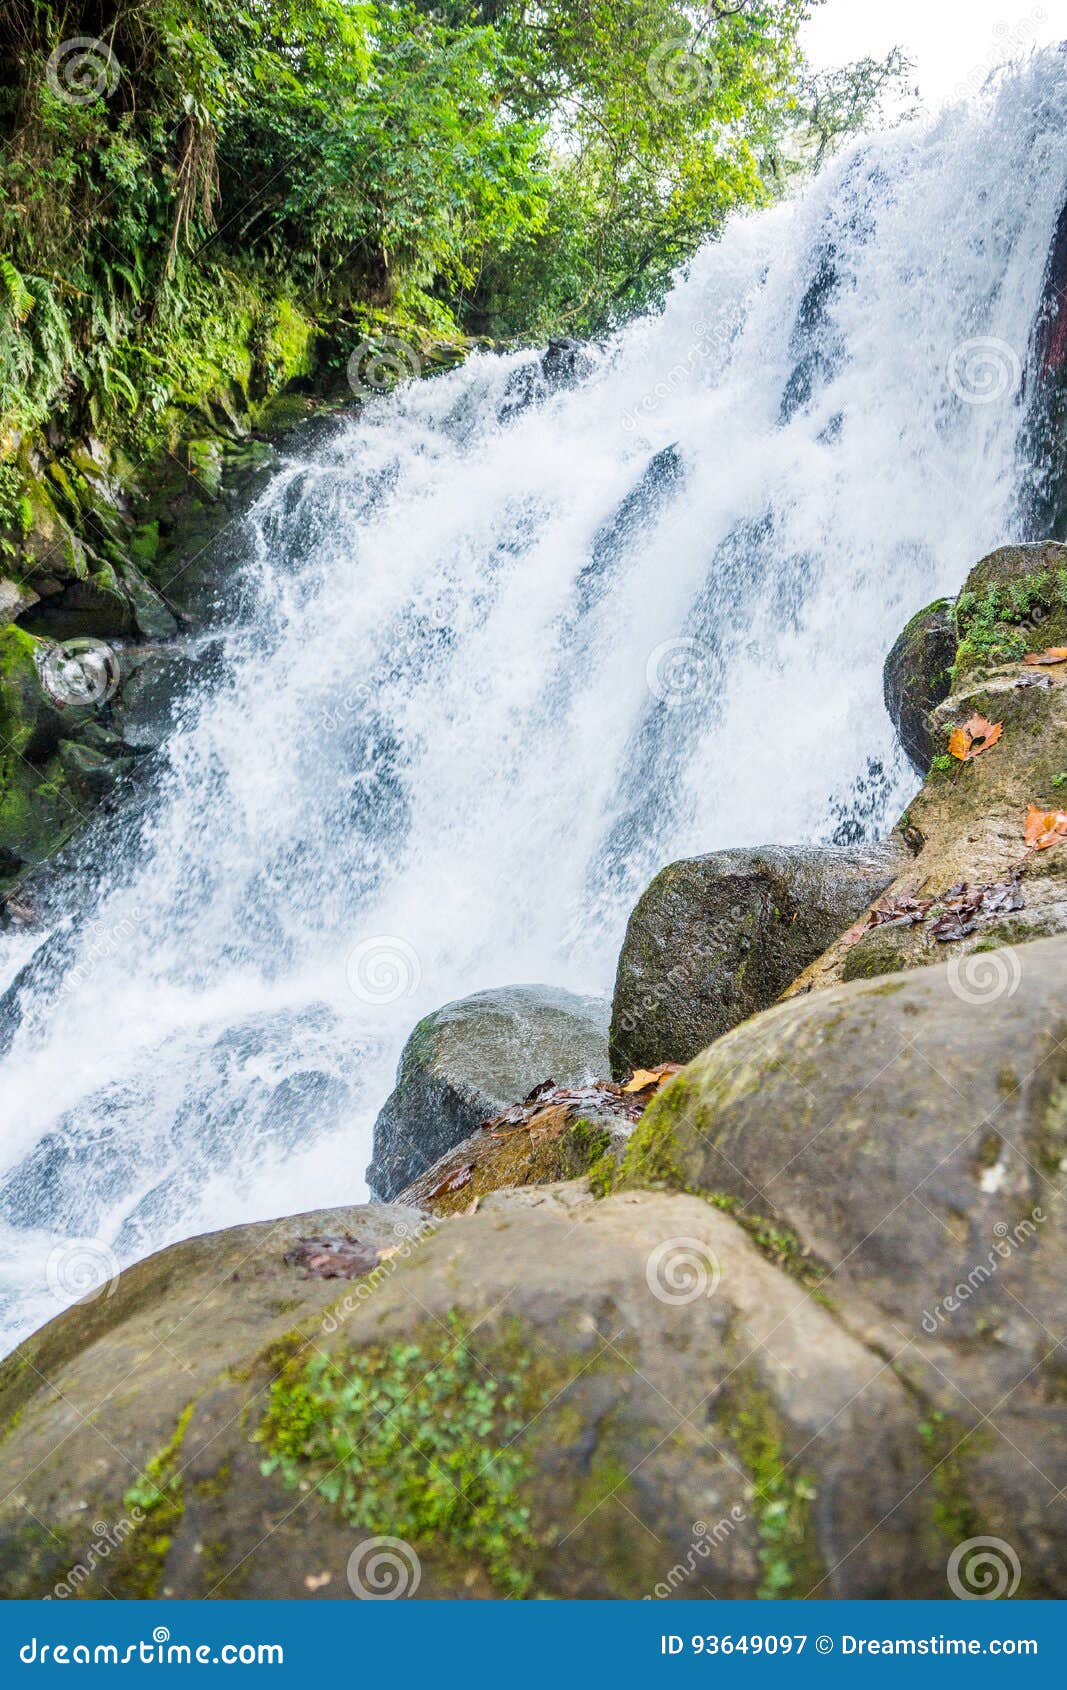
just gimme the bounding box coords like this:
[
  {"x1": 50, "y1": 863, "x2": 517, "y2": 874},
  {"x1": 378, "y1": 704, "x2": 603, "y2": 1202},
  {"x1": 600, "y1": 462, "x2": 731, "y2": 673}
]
[
  {"x1": 617, "y1": 932, "x2": 1067, "y2": 1594},
  {"x1": 368, "y1": 984, "x2": 610, "y2": 1199},
  {"x1": 0, "y1": 1188, "x2": 957, "y2": 1598},
  {"x1": 0, "y1": 624, "x2": 137, "y2": 882},
  {"x1": 790, "y1": 540, "x2": 1067, "y2": 996},
  {"x1": 609, "y1": 843, "x2": 903, "y2": 1076},
  {"x1": 953, "y1": 541, "x2": 1067, "y2": 680},
  {"x1": 883, "y1": 597, "x2": 957, "y2": 773},
  {"x1": 395, "y1": 1111, "x2": 627, "y2": 1216}
]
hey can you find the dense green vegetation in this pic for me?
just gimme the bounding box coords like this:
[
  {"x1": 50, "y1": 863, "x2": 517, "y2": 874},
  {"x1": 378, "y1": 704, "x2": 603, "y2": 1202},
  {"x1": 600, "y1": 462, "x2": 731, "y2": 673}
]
[{"x1": 1, "y1": 1, "x2": 905, "y2": 456}]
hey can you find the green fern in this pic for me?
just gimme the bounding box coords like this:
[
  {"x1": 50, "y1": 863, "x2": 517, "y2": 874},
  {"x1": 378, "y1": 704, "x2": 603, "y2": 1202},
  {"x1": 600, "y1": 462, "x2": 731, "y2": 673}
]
[{"x1": 0, "y1": 257, "x2": 35, "y2": 324}]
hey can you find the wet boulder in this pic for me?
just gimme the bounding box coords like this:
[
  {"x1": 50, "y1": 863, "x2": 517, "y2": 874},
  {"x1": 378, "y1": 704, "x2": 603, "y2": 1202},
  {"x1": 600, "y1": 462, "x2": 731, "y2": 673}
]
[
  {"x1": 367, "y1": 984, "x2": 610, "y2": 1198},
  {"x1": 608, "y1": 842, "x2": 903, "y2": 1077},
  {"x1": 883, "y1": 597, "x2": 957, "y2": 773}
]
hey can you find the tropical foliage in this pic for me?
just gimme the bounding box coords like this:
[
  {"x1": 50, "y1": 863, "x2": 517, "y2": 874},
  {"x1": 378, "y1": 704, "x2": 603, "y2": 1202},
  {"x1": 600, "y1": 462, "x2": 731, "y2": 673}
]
[{"x1": 0, "y1": 2, "x2": 905, "y2": 446}]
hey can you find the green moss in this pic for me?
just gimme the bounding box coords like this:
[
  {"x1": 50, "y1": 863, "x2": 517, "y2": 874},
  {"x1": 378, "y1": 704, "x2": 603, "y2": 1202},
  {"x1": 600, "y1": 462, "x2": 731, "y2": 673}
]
[
  {"x1": 1037, "y1": 1078, "x2": 1067, "y2": 1176},
  {"x1": 568, "y1": 1117, "x2": 611, "y2": 1166},
  {"x1": 129, "y1": 520, "x2": 160, "y2": 562},
  {"x1": 110, "y1": 1400, "x2": 197, "y2": 1597},
  {"x1": 953, "y1": 572, "x2": 1067, "y2": 679},
  {"x1": 718, "y1": 1376, "x2": 822, "y2": 1598},
  {"x1": 617, "y1": 1074, "x2": 692, "y2": 1191},
  {"x1": 587, "y1": 1148, "x2": 619, "y2": 1197},
  {"x1": 705, "y1": 1194, "x2": 828, "y2": 1296},
  {"x1": 192, "y1": 1462, "x2": 233, "y2": 1503},
  {"x1": 256, "y1": 298, "x2": 318, "y2": 392},
  {"x1": 258, "y1": 1311, "x2": 538, "y2": 1595},
  {"x1": 917, "y1": 1411, "x2": 986, "y2": 1550},
  {"x1": 841, "y1": 936, "x2": 908, "y2": 982}
]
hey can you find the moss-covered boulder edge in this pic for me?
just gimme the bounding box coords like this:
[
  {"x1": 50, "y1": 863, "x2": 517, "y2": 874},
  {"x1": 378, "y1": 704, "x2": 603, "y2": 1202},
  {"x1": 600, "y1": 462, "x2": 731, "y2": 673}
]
[{"x1": 787, "y1": 540, "x2": 1067, "y2": 993}]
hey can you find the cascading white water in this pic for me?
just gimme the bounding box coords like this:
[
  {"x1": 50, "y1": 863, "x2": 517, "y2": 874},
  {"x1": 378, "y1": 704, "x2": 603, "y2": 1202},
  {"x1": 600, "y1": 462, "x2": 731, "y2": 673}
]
[{"x1": 1, "y1": 52, "x2": 1064, "y2": 1351}]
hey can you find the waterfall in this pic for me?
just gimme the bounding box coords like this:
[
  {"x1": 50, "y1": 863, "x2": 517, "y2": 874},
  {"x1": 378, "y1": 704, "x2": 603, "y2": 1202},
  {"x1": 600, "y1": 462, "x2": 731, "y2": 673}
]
[{"x1": 1, "y1": 51, "x2": 1064, "y2": 1352}]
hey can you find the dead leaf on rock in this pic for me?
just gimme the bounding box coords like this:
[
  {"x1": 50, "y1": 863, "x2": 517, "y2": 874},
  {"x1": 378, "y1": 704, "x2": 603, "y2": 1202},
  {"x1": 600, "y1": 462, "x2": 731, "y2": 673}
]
[
  {"x1": 622, "y1": 1063, "x2": 683, "y2": 1095},
  {"x1": 524, "y1": 1102, "x2": 574, "y2": 1136},
  {"x1": 865, "y1": 890, "x2": 933, "y2": 930},
  {"x1": 948, "y1": 714, "x2": 1003, "y2": 762},
  {"x1": 1023, "y1": 647, "x2": 1067, "y2": 665},
  {"x1": 284, "y1": 1235, "x2": 386, "y2": 1279},
  {"x1": 484, "y1": 1078, "x2": 648, "y2": 1135},
  {"x1": 522, "y1": 1078, "x2": 557, "y2": 1106},
  {"x1": 1025, "y1": 805, "x2": 1067, "y2": 851},
  {"x1": 426, "y1": 1162, "x2": 474, "y2": 1200},
  {"x1": 1016, "y1": 672, "x2": 1053, "y2": 690},
  {"x1": 929, "y1": 873, "x2": 1024, "y2": 942}
]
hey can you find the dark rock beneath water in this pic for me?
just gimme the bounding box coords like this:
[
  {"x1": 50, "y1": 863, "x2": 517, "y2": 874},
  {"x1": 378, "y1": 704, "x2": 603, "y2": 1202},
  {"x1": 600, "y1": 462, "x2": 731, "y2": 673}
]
[
  {"x1": 883, "y1": 597, "x2": 957, "y2": 773},
  {"x1": 609, "y1": 841, "x2": 903, "y2": 1077},
  {"x1": 541, "y1": 336, "x2": 591, "y2": 390},
  {"x1": 368, "y1": 983, "x2": 610, "y2": 1199}
]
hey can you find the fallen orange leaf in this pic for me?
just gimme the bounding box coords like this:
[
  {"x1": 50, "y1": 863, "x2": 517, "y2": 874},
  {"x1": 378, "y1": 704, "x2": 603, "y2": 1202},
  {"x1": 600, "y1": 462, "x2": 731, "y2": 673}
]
[
  {"x1": 1023, "y1": 647, "x2": 1067, "y2": 665},
  {"x1": 624, "y1": 1068, "x2": 664, "y2": 1093},
  {"x1": 1024, "y1": 805, "x2": 1067, "y2": 851},
  {"x1": 948, "y1": 714, "x2": 1003, "y2": 761},
  {"x1": 623, "y1": 1063, "x2": 683, "y2": 1094}
]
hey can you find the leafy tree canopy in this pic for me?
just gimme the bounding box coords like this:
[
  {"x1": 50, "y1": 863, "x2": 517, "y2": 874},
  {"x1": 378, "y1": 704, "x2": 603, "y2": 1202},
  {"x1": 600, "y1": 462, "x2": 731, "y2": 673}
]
[{"x1": 0, "y1": 1, "x2": 907, "y2": 437}]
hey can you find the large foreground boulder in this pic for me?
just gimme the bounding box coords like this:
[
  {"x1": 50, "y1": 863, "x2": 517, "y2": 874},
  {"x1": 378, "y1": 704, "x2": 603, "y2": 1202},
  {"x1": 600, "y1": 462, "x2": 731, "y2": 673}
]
[
  {"x1": 0, "y1": 1184, "x2": 973, "y2": 1600},
  {"x1": 609, "y1": 842, "x2": 903, "y2": 1076},
  {"x1": 368, "y1": 984, "x2": 610, "y2": 1198},
  {"x1": 619, "y1": 930, "x2": 1067, "y2": 1594},
  {"x1": 789, "y1": 542, "x2": 1067, "y2": 995}
]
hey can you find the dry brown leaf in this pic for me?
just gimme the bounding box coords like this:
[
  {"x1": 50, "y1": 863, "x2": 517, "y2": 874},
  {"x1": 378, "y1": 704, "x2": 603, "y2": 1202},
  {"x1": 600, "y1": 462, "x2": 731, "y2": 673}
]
[
  {"x1": 284, "y1": 1235, "x2": 385, "y2": 1279},
  {"x1": 426, "y1": 1162, "x2": 474, "y2": 1200},
  {"x1": 525, "y1": 1102, "x2": 574, "y2": 1136},
  {"x1": 948, "y1": 714, "x2": 1003, "y2": 762},
  {"x1": 1025, "y1": 804, "x2": 1067, "y2": 851},
  {"x1": 1023, "y1": 647, "x2": 1067, "y2": 666},
  {"x1": 623, "y1": 1063, "x2": 683, "y2": 1094}
]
